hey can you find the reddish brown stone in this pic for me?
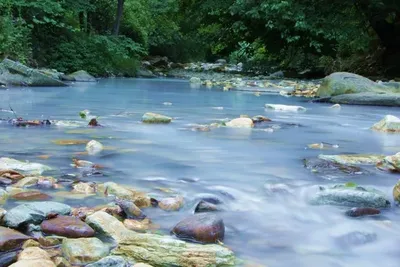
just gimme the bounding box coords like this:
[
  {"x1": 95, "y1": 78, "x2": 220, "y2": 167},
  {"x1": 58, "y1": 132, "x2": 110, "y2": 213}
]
[
  {"x1": 345, "y1": 207, "x2": 381, "y2": 217},
  {"x1": 0, "y1": 226, "x2": 31, "y2": 252},
  {"x1": 40, "y1": 216, "x2": 95, "y2": 238},
  {"x1": 172, "y1": 213, "x2": 225, "y2": 244},
  {"x1": 11, "y1": 191, "x2": 51, "y2": 201}
]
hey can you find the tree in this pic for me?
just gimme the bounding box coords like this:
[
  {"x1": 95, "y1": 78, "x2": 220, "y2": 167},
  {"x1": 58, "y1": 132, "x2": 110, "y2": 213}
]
[{"x1": 113, "y1": 0, "x2": 125, "y2": 35}]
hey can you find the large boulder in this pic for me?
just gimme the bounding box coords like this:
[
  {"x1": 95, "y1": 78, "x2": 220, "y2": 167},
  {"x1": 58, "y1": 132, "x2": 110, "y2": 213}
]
[
  {"x1": 40, "y1": 215, "x2": 95, "y2": 238},
  {"x1": 64, "y1": 70, "x2": 96, "y2": 82},
  {"x1": 86, "y1": 211, "x2": 235, "y2": 266},
  {"x1": 316, "y1": 72, "x2": 397, "y2": 97},
  {"x1": 0, "y1": 226, "x2": 31, "y2": 252},
  {"x1": 61, "y1": 237, "x2": 109, "y2": 265},
  {"x1": 371, "y1": 115, "x2": 400, "y2": 133},
  {"x1": 309, "y1": 184, "x2": 391, "y2": 208},
  {"x1": 0, "y1": 59, "x2": 67, "y2": 87},
  {"x1": 4, "y1": 201, "x2": 72, "y2": 228}
]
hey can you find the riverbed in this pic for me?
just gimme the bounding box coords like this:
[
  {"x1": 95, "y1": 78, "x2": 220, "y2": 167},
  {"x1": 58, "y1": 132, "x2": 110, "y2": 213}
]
[{"x1": 1, "y1": 78, "x2": 400, "y2": 267}]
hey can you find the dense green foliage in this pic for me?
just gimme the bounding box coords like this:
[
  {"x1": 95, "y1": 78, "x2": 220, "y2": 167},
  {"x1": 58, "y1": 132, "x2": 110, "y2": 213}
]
[{"x1": 0, "y1": 0, "x2": 399, "y2": 77}]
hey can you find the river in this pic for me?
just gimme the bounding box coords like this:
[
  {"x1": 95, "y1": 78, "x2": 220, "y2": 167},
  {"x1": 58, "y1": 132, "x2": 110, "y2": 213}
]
[{"x1": 1, "y1": 78, "x2": 400, "y2": 267}]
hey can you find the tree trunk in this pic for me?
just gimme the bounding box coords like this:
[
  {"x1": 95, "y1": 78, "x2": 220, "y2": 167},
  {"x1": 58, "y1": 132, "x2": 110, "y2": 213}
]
[{"x1": 113, "y1": 0, "x2": 125, "y2": 35}]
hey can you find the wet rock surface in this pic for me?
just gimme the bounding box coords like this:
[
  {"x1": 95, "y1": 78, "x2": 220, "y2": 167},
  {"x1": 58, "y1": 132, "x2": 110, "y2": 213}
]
[
  {"x1": 0, "y1": 226, "x2": 31, "y2": 252},
  {"x1": 61, "y1": 237, "x2": 109, "y2": 265},
  {"x1": 4, "y1": 202, "x2": 72, "y2": 228},
  {"x1": 85, "y1": 256, "x2": 129, "y2": 267},
  {"x1": 345, "y1": 207, "x2": 381, "y2": 217},
  {"x1": 309, "y1": 184, "x2": 391, "y2": 208},
  {"x1": 41, "y1": 215, "x2": 95, "y2": 238},
  {"x1": 172, "y1": 213, "x2": 225, "y2": 243}
]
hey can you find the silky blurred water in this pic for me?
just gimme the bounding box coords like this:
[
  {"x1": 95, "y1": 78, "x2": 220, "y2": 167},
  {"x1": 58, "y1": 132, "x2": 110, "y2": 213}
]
[{"x1": 1, "y1": 78, "x2": 400, "y2": 267}]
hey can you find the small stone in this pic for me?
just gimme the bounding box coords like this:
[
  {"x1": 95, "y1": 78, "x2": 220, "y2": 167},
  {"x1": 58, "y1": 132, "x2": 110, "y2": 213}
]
[
  {"x1": 377, "y1": 152, "x2": 400, "y2": 172},
  {"x1": 86, "y1": 211, "x2": 127, "y2": 243},
  {"x1": 86, "y1": 140, "x2": 104, "y2": 155},
  {"x1": 265, "y1": 104, "x2": 306, "y2": 112},
  {"x1": 0, "y1": 158, "x2": 51, "y2": 176},
  {"x1": 142, "y1": 112, "x2": 172, "y2": 124},
  {"x1": 0, "y1": 169, "x2": 24, "y2": 180},
  {"x1": 72, "y1": 182, "x2": 97, "y2": 194},
  {"x1": 0, "y1": 188, "x2": 9, "y2": 204},
  {"x1": 0, "y1": 177, "x2": 13, "y2": 185},
  {"x1": 252, "y1": 115, "x2": 271, "y2": 123},
  {"x1": 116, "y1": 199, "x2": 146, "y2": 219},
  {"x1": 22, "y1": 239, "x2": 40, "y2": 249},
  {"x1": 158, "y1": 196, "x2": 184, "y2": 211},
  {"x1": 345, "y1": 207, "x2": 381, "y2": 217},
  {"x1": 41, "y1": 215, "x2": 95, "y2": 238},
  {"x1": 13, "y1": 176, "x2": 40, "y2": 188},
  {"x1": 86, "y1": 256, "x2": 129, "y2": 267},
  {"x1": 61, "y1": 237, "x2": 109, "y2": 265},
  {"x1": 0, "y1": 226, "x2": 31, "y2": 252},
  {"x1": 172, "y1": 213, "x2": 225, "y2": 244},
  {"x1": 189, "y1": 77, "x2": 201, "y2": 84},
  {"x1": 103, "y1": 182, "x2": 151, "y2": 208},
  {"x1": 336, "y1": 231, "x2": 377, "y2": 247},
  {"x1": 12, "y1": 191, "x2": 51, "y2": 201},
  {"x1": 123, "y1": 218, "x2": 158, "y2": 232},
  {"x1": 9, "y1": 259, "x2": 56, "y2": 267},
  {"x1": 225, "y1": 118, "x2": 254, "y2": 128},
  {"x1": 330, "y1": 104, "x2": 341, "y2": 109}
]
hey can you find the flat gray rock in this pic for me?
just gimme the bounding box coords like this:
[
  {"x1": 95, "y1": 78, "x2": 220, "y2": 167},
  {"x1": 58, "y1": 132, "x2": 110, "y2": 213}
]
[
  {"x1": 86, "y1": 256, "x2": 129, "y2": 267},
  {"x1": 330, "y1": 92, "x2": 400, "y2": 107}
]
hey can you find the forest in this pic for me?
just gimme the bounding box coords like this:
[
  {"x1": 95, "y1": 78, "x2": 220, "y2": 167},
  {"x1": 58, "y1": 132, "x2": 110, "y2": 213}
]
[{"x1": 0, "y1": 0, "x2": 399, "y2": 78}]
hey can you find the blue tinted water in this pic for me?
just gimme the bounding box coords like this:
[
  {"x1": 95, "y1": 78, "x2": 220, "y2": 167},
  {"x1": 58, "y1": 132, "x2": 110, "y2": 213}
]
[{"x1": 1, "y1": 78, "x2": 400, "y2": 267}]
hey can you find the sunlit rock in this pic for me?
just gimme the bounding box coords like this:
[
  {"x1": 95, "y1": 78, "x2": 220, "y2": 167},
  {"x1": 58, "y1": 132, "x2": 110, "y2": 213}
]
[
  {"x1": 371, "y1": 115, "x2": 400, "y2": 133},
  {"x1": 265, "y1": 104, "x2": 306, "y2": 112}
]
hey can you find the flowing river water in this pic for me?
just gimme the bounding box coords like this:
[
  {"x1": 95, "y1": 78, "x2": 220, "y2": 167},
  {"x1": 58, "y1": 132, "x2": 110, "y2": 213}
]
[{"x1": 1, "y1": 78, "x2": 400, "y2": 267}]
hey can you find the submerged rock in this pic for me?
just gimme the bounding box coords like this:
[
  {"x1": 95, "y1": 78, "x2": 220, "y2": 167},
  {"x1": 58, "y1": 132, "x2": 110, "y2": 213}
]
[
  {"x1": 345, "y1": 207, "x2": 381, "y2": 217},
  {"x1": 86, "y1": 140, "x2": 104, "y2": 155},
  {"x1": 41, "y1": 215, "x2": 95, "y2": 238},
  {"x1": 316, "y1": 72, "x2": 396, "y2": 97},
  {"x1": 252, "y1": 115, "x2": 271, "y2": 123},
  {"x1": 371, "y1": 115, "x2": 400, "y2": 133},
  {"x1": 123, "y1": 218, "x2": 157, "y2": 232},
  {"x1": 309, "y1": 184, "x2": 391, "y2": 208},
  {"x1": 225, "y1": 118, "x2": 254, "y2": 128},
  {"x1": 265, "y1": 104, "x2": 306, "y2": 112},
  {"x1": 0, "y1": 226, "x2": 31, "y2": 252},
  {"x1": 172, "y1": 213, "x2": 225, "y2": 244},
  {"x1": 4, "y1": 201, "x2": 72, "y2": 228},
  {"x1": 11, "y1": 191, "x2": 51, "y2": 201},
  {"x1": 194, "y1": 200, "x2": 220, "y2": 213},
  {"x1": 304, "y1": 158, "x2": 363, "y2": 176},
  {"x1": 142, "y1": 112, "x2": 172, "y2": 124},
  {"x1": 86, "y1": 256, "x2": 129, "y2": 267},
  {"x1": 64, "y1": 70, "x2": 96, "y2": 82},
  {"x1": 318, "y1": 154, "x2": 384, "y2": 165},
  {"x1": 62, "y1": 237, "x2": 109, "y2": 265},
  {"x1": 335, "y1": 231, "x2": 377, "y2": 247},
  {"x1": 0, "y1": 157, "x2": 51, "y2": 175}
]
